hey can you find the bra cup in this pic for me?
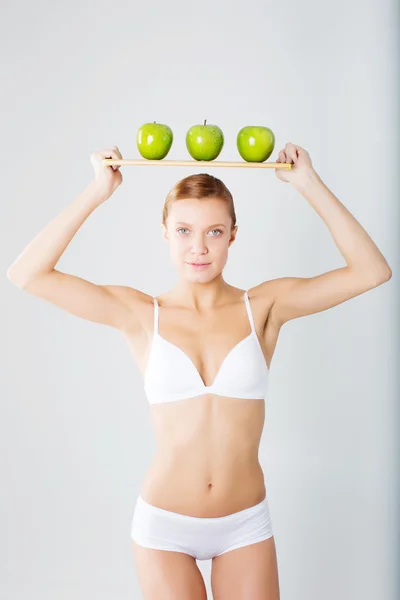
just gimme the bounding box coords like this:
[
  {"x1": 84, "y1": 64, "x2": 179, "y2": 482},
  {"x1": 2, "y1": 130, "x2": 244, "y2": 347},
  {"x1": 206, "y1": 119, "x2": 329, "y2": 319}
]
[
  {"x1": 144, "y1": 291, "x2": 268, "y2": 404},
  {"x1": 144, "y1": 333, "x2": 268, "y2": 403},
  {"x1": 144, "y1": 336, "x2": 203, "y2": 396},
  {"x1": 213, "y1": 335, "x2": 268, "y2": 394}
]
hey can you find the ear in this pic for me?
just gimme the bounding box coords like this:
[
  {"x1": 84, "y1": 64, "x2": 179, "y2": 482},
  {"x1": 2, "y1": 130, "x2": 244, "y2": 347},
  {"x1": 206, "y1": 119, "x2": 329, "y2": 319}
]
[
  {"x1": 228, "y1": 225, "x2": 238, "y2": 247},
  {"x1": 161, "y1": 224, "x2": 169, "y2": 241}
]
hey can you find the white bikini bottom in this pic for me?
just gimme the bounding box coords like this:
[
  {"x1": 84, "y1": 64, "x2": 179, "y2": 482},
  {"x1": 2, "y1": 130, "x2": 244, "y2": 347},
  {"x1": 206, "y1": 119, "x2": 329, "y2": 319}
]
[{"x1": 131, "y1": 492, "x2": 273, "y2": 561}]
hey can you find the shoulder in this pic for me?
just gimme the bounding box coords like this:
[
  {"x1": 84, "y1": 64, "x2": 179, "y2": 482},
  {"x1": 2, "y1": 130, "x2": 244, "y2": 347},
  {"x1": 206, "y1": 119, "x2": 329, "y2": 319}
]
[
  {"x1": 247, "y1": 277, "x2": 298, "y2": 326},
  {"x1": 102, "y1": 285, "x2": 155, "y2": 332},
  {"x1": 104, "y1": 285, "x2": 154, "y2": 306},
  {"x1": 248, "y1": 277, "x2": 293, "y2": 303},
  {"x1": 248, "y1": 277, "x2": 297, "y2": 300}
]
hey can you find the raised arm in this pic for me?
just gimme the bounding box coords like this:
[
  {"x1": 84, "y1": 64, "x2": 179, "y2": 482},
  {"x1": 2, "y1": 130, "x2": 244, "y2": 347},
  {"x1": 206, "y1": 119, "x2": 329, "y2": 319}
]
[
  {"x1": 254, "y1": 143, "x2": 392, "y2": 327},
  {"x1": 6, "y1": 146, "x2": 145, "y2": 334}
]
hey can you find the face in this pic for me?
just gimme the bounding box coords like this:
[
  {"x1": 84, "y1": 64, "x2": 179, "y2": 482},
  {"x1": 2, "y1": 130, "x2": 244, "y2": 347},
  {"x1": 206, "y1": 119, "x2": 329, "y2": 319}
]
[{"x1": 162, "y1": 197, "x2": 238, "y2": 280}]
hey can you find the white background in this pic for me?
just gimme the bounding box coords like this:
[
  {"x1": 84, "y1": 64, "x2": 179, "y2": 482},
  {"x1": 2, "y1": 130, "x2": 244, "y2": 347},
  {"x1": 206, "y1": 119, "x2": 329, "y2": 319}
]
[{"x1": 1, "y1": 1, "x2": 399, "y2": 598}]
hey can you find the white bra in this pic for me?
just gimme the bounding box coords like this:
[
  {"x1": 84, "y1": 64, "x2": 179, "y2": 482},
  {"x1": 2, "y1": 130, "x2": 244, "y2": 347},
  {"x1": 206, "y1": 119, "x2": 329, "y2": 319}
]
[{"x1": 143, "y1": 291, "x2": 269, "y2": 404}]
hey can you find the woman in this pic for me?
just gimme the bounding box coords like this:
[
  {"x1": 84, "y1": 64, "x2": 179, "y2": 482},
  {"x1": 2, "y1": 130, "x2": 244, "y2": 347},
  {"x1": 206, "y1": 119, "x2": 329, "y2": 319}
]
[{"x1": 7, "y1": 143, "x2": 392, "y2": 600}]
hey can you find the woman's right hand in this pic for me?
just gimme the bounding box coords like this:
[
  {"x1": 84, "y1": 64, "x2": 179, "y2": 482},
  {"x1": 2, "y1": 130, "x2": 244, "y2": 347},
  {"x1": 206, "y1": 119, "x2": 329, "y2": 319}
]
[{"x1": 90, "y1": 146, "x2": 124, "y2": 200}]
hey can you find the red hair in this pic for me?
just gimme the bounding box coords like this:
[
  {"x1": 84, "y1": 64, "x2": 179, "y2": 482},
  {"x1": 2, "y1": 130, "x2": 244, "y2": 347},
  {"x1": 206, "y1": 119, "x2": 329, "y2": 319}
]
[{"x1": 162, "y1": 173, "x2": 236, "y2": 230}]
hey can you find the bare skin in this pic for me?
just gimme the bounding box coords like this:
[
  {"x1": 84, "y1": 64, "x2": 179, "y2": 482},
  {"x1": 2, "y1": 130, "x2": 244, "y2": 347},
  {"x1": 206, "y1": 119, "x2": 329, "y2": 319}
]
[
  {"x1": 123, "y1": 283, "x2": 278, "y2": 517},
  {"x1": 7, "y1": 144, "x2": 391, "y2": 600},
  {"x1": 124, "y1": 282, "x2": 282, "y2": 599}
]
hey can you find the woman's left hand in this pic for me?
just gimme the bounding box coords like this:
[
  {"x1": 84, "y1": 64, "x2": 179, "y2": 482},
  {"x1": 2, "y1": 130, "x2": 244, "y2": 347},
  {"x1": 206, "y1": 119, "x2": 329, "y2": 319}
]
[{"x1": 275, "y1": 142, "x2": 315, "y2": 185}]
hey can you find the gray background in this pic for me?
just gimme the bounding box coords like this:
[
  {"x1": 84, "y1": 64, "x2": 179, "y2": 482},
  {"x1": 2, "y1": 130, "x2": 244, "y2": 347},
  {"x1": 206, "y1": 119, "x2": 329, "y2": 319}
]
[{"x1": 2, "y1": 1, "x2": 399, "y2": 598}]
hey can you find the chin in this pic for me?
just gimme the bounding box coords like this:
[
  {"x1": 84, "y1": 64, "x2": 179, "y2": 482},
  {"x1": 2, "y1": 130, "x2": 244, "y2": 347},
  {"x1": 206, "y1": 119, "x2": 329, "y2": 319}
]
[{"x1": 182, "y1": 267, "x2": 215, "y2": 279}]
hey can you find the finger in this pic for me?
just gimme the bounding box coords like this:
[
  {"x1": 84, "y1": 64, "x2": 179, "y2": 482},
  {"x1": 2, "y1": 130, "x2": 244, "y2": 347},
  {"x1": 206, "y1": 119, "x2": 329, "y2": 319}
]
[
  {"x1": 285, "y1": 143, "x2": 297, "y2": 163},
  {"x1": 91, "y1": 149, "x2": 120, "y2": 170},
  {"x1": 94, "y1": 149, "x2": 121, "y2": 169},
  {"x1": 278, "y1": 150, "x2": 285, "y2": 162},
  {"x1": 103, "y1": 148, "x2": 121, "y2": 170},
  {"x1": 112, "y1": 145, "x2": 123, "y2": 160},
  {"x1": 291, "y1": 143, "x2": 309, "y2": 159},
  {"x1": 112, "y1": 146, "x2": 124, "y2": 170}
]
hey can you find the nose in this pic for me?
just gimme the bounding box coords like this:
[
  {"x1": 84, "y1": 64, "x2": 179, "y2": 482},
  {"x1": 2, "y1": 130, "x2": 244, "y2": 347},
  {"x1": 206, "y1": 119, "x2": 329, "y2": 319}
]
[{"x1": 191, "y1": 233, "x2": 208, "y2": 255}]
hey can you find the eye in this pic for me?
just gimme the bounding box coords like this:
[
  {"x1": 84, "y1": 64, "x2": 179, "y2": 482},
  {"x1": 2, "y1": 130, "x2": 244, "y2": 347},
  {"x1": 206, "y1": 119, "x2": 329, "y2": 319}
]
[{"x1": 176, "y1": 227, "x2": 223, "y2": 236}]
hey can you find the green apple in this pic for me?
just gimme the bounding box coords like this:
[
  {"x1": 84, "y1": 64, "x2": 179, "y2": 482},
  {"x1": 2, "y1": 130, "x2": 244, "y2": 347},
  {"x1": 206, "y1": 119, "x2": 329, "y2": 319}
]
[
  {"x1": 237, "y1": 126, "x2": 275, "y2": 162},
  {"x1": 137, "y1": 122, "x2": 173, "y2": 159},
  {"x1": 186, "y1": 120, "x2": 224, "y2": 161}
]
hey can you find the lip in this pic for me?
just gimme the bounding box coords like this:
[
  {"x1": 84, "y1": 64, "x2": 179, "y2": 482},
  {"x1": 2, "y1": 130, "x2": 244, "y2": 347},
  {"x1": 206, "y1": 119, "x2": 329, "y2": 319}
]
[{"x1": 186, "y1": 262, "x2": 211, "y2": 269}]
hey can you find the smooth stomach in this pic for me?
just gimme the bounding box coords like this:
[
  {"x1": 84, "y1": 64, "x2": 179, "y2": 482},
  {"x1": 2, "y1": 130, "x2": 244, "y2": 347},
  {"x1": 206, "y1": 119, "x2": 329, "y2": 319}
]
[{"x1": 139, "y1": 393, "x2": 268, "y2": 517}]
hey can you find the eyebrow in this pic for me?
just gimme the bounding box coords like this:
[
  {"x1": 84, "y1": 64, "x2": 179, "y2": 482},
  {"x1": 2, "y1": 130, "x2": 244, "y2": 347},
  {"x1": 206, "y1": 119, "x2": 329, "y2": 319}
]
[{"x1": 175, "y1": 222, "x2": 227, "y2": 228}]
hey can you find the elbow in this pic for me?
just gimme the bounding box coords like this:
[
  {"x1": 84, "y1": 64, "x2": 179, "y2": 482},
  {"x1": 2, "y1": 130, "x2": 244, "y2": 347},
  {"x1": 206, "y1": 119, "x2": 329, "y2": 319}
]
[
  {"x1": 373, "y1": 266, "x2": 392, "y2": 287},
  {"x1": 6, "y1": 266, "x2": 16, "y2": 282},
  {"x1": 382, "y1": 265, "x2": 392, "y2": 281},
  {"x1": 6, "y1": 267, "x2": 28, "y2": 289},
  {"x1": 7, "y1": 267, "x2": 53, "y2": 290},
  {"x1": 352, "y1": 264, "x2": 392, "y2": 288}
]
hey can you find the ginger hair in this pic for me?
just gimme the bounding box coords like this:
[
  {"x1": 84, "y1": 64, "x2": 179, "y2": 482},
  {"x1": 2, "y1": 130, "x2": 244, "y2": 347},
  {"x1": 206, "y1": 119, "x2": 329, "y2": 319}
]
[{"x1": 162, "y1": 173, "x2": 237, "y2": 231}]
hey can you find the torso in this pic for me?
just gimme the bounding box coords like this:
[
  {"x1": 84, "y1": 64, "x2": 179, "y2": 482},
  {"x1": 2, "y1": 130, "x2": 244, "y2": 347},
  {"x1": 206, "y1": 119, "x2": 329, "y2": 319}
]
[{"x1": 121, "y1": 283, "x2": 282, "y2": 517}]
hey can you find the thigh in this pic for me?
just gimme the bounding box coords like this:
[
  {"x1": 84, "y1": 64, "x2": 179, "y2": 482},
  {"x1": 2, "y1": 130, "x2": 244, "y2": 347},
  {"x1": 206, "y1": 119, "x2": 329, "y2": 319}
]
[
  {"x1": 211, "y1": 536, "x2": 280, "y2": 600},
  {"x1": 132, "y1": 541, "x2": 208, "y2": 600}
]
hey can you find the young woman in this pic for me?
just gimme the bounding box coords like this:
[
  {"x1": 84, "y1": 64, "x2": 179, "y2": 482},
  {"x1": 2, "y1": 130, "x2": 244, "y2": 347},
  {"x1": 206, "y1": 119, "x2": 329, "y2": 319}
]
[{"x1": 7, "y1": 143, "x2": 392, "y2": 600}]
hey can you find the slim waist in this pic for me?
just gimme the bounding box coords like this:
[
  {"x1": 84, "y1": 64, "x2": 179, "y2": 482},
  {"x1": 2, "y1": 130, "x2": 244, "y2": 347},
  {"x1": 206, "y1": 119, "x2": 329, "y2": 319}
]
[{"x1": 135, "y1": 491, "x2": 269, "y2": 522}]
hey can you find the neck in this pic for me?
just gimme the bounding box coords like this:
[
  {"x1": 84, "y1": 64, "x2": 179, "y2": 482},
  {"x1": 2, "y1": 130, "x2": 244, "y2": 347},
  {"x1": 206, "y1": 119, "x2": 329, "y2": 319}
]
[{"x1": 171, "y1": 275, "x2": 233, "y2": 309}]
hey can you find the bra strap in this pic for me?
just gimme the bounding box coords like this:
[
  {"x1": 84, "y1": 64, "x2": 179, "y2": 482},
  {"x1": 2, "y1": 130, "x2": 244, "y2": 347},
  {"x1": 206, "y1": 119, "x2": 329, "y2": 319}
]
[
  {"x1": 244, "y1": 291, "x2": 256, "y2": 333},
  {"x1": 153, "y1": 298, "x2": 159, "y2": 335}
]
